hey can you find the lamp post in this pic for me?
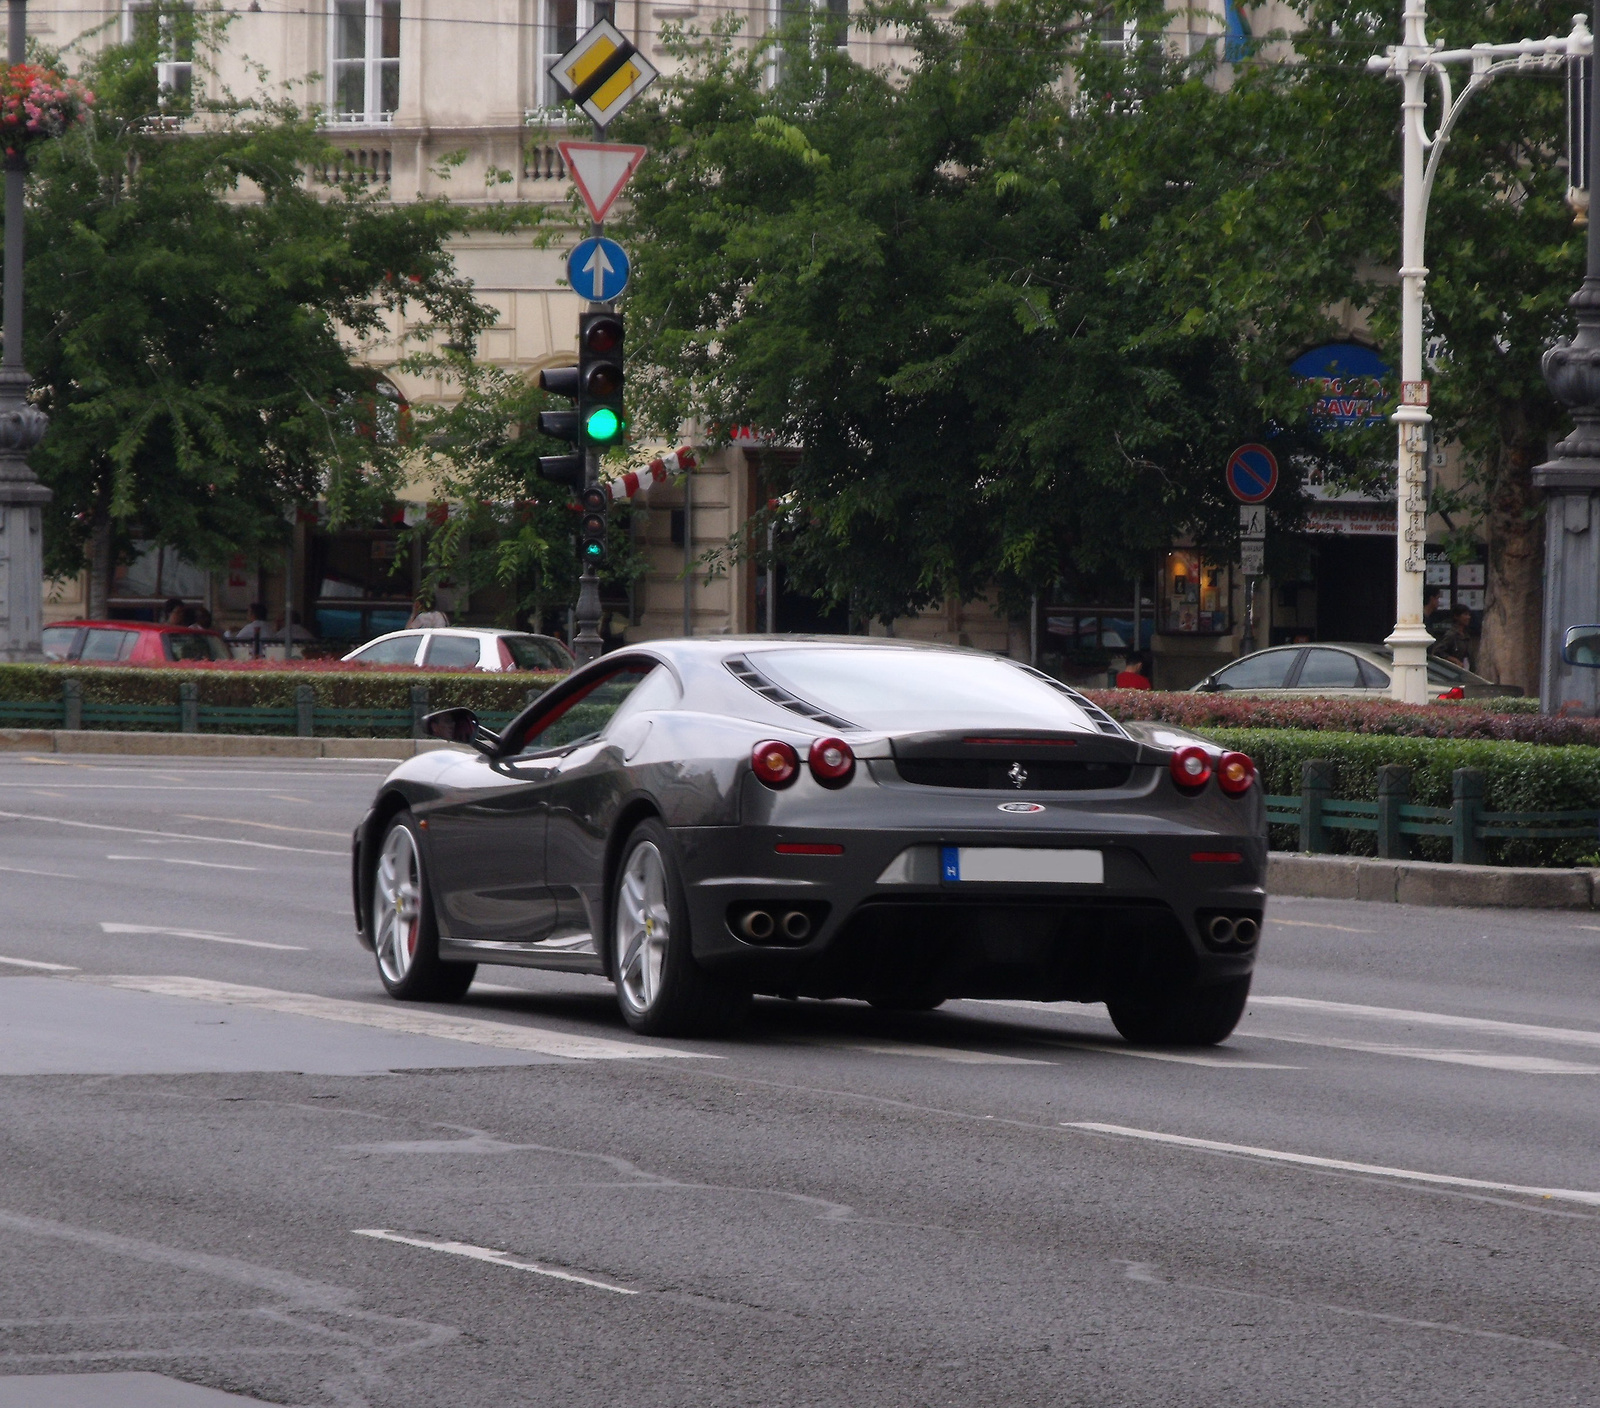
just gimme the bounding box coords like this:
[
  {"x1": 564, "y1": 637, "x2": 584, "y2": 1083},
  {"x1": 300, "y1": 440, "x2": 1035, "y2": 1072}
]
[
  {"x1": 0, "y1": 0, "x2": 50, "y2": 661},
  {"x1": 1535, "y1": 4, "x2": 1600, "y2": 715},
  {"x1": 1366, "y1": 5, "x2": 1589, "y2": 702}
]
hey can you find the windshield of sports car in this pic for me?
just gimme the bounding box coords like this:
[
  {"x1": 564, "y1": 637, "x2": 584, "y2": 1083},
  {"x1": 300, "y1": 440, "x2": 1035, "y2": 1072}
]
[{"x1": 744, "y1": 648, "x2": 1098, "y2": 733}]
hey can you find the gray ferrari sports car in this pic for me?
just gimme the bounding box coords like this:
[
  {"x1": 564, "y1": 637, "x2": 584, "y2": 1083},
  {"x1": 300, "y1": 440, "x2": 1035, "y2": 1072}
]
[{"x1": 350, "y1": 637, "x2": 1266, "y2": 1043}]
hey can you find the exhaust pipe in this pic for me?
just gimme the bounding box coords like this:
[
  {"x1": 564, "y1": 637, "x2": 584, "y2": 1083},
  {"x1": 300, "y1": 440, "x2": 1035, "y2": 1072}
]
[
  {"x1": 737, "y1": 909, "x2": 775, "y2": 941},
  {"x1": 1206, "y1": 915, "x2": 1236, "y2": 945},
  {"x1": 1233, "y1": 917, "x2": 1260, "y2": 947},
  {"x1": 780, "y1": 909, "x2": 812, "y2": 942}
]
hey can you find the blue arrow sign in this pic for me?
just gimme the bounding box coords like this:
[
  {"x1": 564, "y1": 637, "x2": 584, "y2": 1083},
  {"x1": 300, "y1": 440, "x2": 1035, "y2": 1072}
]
[
  {"x1": 1225, "y1": 443, "x2": 1279, "y2": 503},
  {"x1": 567, "y1": 236, "x2": 630, "y2": 303}
]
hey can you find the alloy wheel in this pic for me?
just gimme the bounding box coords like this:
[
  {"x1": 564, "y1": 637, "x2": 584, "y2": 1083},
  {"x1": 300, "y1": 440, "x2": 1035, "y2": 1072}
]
[
  {"x1": 374, "y1": 823, "x2": 423, "y2": 985},
  {"x1": 615, "y1": 840, "x2": 669, "y2": 1013}
]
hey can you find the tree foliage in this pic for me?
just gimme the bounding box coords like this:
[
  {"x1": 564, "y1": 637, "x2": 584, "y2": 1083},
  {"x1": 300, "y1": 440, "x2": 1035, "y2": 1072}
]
[{"x1": 22, "y1": 6, "x2": 497, "y2": 584}]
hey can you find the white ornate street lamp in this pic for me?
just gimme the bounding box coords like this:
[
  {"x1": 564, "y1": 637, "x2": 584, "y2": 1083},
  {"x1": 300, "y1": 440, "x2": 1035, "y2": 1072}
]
[{"x1": 1366, "y1": 4, "x2": 1589, "y2": 702}]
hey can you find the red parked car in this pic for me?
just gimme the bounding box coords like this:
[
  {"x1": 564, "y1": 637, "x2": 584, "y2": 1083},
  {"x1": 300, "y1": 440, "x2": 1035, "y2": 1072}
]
[{"x1": 42, "y1": 620, "x2": 233, "y2": 664}]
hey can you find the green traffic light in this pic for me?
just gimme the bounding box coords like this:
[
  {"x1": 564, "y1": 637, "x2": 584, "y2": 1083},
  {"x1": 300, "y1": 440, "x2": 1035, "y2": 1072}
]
[
  {"x1": 585, "y1": 407, "x2": 621, "y2": 443},
  {"x1": 582, "y1": 540, "x2": 605, "y2": 559}
]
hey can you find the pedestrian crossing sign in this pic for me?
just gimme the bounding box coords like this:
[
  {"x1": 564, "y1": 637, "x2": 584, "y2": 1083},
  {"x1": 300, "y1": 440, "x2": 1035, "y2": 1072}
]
[{"x1": 549, "y1": 19, "x2": 659, "y2": 130}]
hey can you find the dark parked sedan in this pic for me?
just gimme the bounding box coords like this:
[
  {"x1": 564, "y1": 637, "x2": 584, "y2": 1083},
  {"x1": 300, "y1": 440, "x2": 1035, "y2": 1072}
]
[{"x1": 351, "y1": 638, "x2": 1266, "y2": 1043}]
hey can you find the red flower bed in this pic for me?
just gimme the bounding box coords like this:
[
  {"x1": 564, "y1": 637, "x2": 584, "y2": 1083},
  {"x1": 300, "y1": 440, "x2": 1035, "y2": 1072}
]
[{"x1": 1081, "y1": 690, "x2": 1600, "y2": 747}]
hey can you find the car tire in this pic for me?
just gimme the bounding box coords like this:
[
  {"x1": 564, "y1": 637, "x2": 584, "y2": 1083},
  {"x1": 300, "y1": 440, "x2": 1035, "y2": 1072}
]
[
  {"x1": 611, "y1": 818, "x2": 750, "y2": 1037},
  {"x1": 1106, "y1": 974, "x2": 1251, "y2": 1047},
  {"x1": 370, "y1": 811, "x2": 476, "y2": 1003}
]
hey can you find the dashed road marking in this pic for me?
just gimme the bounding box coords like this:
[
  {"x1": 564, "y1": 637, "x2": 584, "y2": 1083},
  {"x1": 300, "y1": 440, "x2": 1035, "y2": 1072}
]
[
  {"x1": 1251, "y1": 995, "x2": 1600, "y2": 1050},
  {"x1": 1269, "y1": 919, "x2": 1377, "y2": 934},
  {"x1": 837, "y1": 1039, "x2": 1049, "y2": 1066},
  {"x1": 353, "y1": 1228, "x2": 638, "y2": 1294},
  {"x1": 1255, "y1": 1032, "x2": 1600, "y2": 1074},
  {"x1": 1036, "y1": 1039, "x2": 1299, "y2": 1070},
  {"x1": 1066, "y1": 1122, "x2": 1600, "y2": 1207},
  {"x1": 0, "y1": 810, "x2": 342, "y2": 856},
  {"x1": 177, "y1": 813, "x2": 345, "y2": 837},
  {"x1": 100, "y1": 923, "x2": 305, "y2": 952},
  {"x1": 106, "y1": 854, "x2": 259, "y2": 871},
  {"x1": 75, "y1": 975, "x2": 716, "y2": 1061},
  {"x1": 0, "y1": 862, "x2": 77, "y2": 879},
  {"x1": 0, "y1": 955, "x2": 78, "y2": 971}
]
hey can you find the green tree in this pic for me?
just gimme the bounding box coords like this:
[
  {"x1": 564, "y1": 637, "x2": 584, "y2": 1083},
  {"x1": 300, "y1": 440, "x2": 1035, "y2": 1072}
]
[
  {"x1": 1094, "y1": 0, "x2": 1581, "y2": 692},
  {"x1": 23, "y1": 7, "x2": 497, "y2": 609},
  {"x1": 614, "y1": 1, "x2": 1348, "y2": 627}
]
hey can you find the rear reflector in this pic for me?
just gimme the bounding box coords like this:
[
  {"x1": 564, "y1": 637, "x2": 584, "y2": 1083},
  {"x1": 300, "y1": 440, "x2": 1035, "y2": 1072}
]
[
  {"x1": 1191, "y1": 851, "x2": 1243, "y2": 864},
  {"x1": 776, "y1": 842, "x2": 844, "y2": 856}
]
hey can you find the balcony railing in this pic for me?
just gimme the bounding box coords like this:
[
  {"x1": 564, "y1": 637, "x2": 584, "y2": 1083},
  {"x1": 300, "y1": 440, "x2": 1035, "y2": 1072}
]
[{"x1": 315, "y1": 145, "x2": 393, "y2": 187}]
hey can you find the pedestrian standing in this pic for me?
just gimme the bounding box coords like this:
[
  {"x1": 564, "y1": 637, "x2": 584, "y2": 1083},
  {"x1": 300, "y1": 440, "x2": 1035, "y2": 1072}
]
[
  {"x1": 408, "y1": 597, "x2": 449, "y2": 629},
  {"x1": 1433, "y1": 607, "x2": 1476, "y2": 671}
]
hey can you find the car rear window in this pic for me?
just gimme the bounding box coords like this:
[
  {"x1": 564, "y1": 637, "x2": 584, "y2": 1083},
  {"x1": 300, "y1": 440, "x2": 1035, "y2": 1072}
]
[
  {"x1": 741, "y1": 648, "x2": 1098, "y2": 733},
  {"x1": 500, "y1": 634, "x2": 571, "y2": 671},
  {"x1": 41, "y1": 627, "x2": 79, "y2": 660},
  {"x1": 81, "y1": 629, "x2": 138, "y2": 662},
  {"x1": 164, "y1": 632, "x2": 229, "y2": 662}
]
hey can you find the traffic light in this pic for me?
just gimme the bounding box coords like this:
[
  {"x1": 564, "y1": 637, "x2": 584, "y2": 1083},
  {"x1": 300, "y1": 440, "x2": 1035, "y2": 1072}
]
[
  {"x1": 578, "y1": 312, "x2": 625, "y2": 449},
  {"x1": 578, "y1": 487, "x2": 608, "y2": 565},
  {"x1": 536, "y1": 363, "x2": 583, "y2": 488}
]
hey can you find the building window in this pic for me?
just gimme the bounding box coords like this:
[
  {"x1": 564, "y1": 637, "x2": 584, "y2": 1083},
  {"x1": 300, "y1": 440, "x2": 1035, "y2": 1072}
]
[
  {"x1": 767, "y1": 0, "x2": 850, "y2": 86},
  {"x1": 123, "y1": 2, "x2": 194, "y2": 102},
  {"x1": 1160, "y1": 551, "x2": 1232, "y2": 635},
  {"x1": 331, "y1": 0, "x2": 400, "y2": 126},
  {"x1": 534, "y1": 0, "x2": 619, "y2": 113}
]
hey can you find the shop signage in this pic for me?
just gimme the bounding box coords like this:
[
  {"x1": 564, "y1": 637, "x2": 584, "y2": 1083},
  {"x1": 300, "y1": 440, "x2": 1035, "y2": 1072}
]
[
  {"x1": 1290, "y1": 342, "x2": 1391, "y2": 428},
  {"x1": 1304, "y1": 504, "x2": 1396, "y2": 535}
]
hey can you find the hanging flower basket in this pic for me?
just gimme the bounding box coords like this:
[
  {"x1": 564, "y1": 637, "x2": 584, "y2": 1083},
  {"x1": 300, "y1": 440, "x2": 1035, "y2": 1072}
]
[{"x1": 0, "y1": 63, "x2": 92, "y2": 156}]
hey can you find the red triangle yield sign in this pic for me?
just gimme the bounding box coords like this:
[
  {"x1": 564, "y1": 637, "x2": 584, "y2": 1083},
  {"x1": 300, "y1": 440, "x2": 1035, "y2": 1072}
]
[{"x1": 558, "y1": 142, "x2": 648, "y2": 223}]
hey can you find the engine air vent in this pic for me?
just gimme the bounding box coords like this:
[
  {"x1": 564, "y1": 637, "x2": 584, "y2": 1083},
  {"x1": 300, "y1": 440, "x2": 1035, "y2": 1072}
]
[{"x1": 725, "y1": 656, "x2": 858, "y2": 731}]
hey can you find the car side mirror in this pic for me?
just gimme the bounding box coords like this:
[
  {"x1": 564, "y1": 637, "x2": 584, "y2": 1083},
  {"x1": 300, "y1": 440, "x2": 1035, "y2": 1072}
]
[
  {"x1": 1563, "y1": 626, "x2": 1600, "y2": 667},
  {"x1": 422, "y1": 707, "x2": 499, "y2": 756}
]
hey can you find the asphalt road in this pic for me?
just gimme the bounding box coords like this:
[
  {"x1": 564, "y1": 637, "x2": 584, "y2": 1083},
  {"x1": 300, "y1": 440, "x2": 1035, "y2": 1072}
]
[{"x1": 1, "y1": 752, "x2": 1599, "y2": 1407}]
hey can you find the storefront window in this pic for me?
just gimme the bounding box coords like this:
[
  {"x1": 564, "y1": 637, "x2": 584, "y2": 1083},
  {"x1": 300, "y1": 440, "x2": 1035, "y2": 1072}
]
[{"x1": 1160, "y1": 551, "x2": 1231, "y2": 635}]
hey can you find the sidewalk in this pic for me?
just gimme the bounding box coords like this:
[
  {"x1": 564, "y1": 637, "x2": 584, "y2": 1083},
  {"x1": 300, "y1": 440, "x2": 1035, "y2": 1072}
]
[{"x1": 0, "y1": 728, "x2": 448, "y2": 760}]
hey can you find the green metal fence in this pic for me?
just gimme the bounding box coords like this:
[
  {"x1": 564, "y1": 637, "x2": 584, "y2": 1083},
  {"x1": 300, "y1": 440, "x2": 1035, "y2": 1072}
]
[
  {"x1": 0, "y1": 680, "x2": 533, "y2": 740},
  {"x1": 1265, "y1": 759, "x2": 1600, "y2": 865}
]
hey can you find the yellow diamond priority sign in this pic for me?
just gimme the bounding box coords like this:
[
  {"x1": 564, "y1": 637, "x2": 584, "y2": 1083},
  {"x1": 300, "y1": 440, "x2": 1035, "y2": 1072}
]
[{"x1": 550, "y1": 19, "x2": 659, "y2": 130}]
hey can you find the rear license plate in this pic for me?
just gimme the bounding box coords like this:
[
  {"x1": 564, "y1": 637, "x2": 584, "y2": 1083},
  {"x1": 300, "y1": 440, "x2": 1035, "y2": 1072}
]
[{"x1": 940, "y1": 847, "x2": 1103, "y2": 885}]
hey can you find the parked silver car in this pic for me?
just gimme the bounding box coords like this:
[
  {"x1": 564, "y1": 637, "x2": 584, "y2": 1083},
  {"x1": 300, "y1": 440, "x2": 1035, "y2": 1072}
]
[
  {"x1": 1190, "y1": 642, "x2": 1516, "y2": 700},
  {"x1": 342, "y1": 627, "x2": 574, "y2": 674}
]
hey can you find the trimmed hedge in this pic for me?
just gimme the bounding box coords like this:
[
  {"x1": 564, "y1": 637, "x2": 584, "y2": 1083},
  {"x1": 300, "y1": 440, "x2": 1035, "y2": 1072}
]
[
  {"x1": 0, "y1": 663, "x2": 562, "y2": 735},
  {"x1": 1082, "y1": 689, "x2": 1600, "y2": 746},
  {"x1": 1209, "y1": 727, "x2": 1600, "y2": 867}
]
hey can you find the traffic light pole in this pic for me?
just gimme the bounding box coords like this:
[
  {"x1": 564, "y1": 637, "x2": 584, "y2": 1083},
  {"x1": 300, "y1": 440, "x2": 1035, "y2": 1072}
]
[{"x1": 571, "y1": 147, "x2": 607, "y2": 667}]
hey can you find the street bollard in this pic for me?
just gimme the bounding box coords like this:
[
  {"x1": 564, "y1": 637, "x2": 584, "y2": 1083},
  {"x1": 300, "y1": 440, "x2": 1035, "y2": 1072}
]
[
  {"x1": 179, "y1": 681, "x2": 199, "y2": 734},
  {"x1": 1376, "y1": 764, "x2": 1411, "y2": 860},
  {"x1": 61, "y1": 678, "x2": 81, "y2": 731},
  {"x1": 295, "y1": 684, "x2": 315, "y2": 738},
  {"x1": 1451, "y1": 768, "x2": 1486, "y2": 866},
  {"x1": 1299, "y1": 758, "x2": 1333, "y2": 853},
  {"x1": 410, "y1": 685, "x2": 429, "y2": 739}
]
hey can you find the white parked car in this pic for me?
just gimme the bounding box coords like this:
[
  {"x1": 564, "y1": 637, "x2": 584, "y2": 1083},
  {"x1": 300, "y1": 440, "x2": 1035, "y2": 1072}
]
[{"x1": 342, "y1": 627, "x2": 574, "y2": 674}]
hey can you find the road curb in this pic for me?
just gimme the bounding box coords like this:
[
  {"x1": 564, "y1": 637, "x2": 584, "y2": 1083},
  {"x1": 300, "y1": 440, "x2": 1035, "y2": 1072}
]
[
  {"x1": 1269, "y1": 852, "x2": 1600, "y2": 909},
  {"x1": 0, "y1": 728, "x2": 458, "y2": 761}
]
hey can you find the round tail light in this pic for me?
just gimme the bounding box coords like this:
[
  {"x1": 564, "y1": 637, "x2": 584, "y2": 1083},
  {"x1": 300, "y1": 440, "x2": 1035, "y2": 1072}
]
[
  {"x1": 808, "y1": 736, "x2": 855, "y2": 788},
  {"x1": 752, "y1": 739, "x2": 800, "y2": 788},
  {"x1": 1170, "y1": 745, "x2": 1213, "y2": 791},
  {"x1": 1216, "y1": 751, "x2": 1256, "y2": 796}
]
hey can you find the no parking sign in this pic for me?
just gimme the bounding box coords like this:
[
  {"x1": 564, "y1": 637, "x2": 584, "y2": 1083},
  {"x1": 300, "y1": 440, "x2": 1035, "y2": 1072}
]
[{"x1": 1225, "y1": 444, "x2": 1279, "y2": 503}]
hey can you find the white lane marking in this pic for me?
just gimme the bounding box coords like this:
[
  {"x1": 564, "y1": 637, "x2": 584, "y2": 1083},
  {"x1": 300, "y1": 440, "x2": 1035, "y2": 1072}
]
[
  {"x1": 76, "y1": 975, "x2": 715, "y2": 1062},
  {"x1": 0, "y1": 862, "x2": 77, "y2": 879},
  {"x1": 1269, "y1": 919, "x2": 1377, "y2": 934},
  {"x1": 1255, "y1": 1032, "x2": 1600, "y2": 1075},
  {"x1": 176, "y1": 814, "x2": 347, "y2": 838},
  {"x1": 1037, "y1": 1039, "x2": 1300, "y2": 1070},
  {"x1": 1252, "y1": 995, "x2": 1600, "y2": 1051},
  {"x1": 1577, "y1": 925, "x2": 1600, "y2": 933},
  {"x1": 0, "y1": 955, "x2": 78, "y2": 971},
  {"x1": 965, "y1": 998, "x2": 1111, "y2": 1017},
  {"x1": 99, "y1": 923, "x2": 306, "y2": 952},
  {"x1": 30, "y1": 790, "x2": 68, "y2": 799},
  {"x1": 270, "y1": 795, "x2": 314, "y2": 805},
  {"x1": 0, "y1": 810, "x2": 342, "y2": 856},
  {"x1": 839, "y1": 1039, "x2": 1049, "y2": 1066},
  {"x1": 1066, "y1": 1122, "x2": 1600, "y2": 1207},
  {"x1": 352, "y1": 1229, "x2": 638, "y2": 1294},
  {"x1": 106, "y1": 854, "x2": 259, "y2": 872}
]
